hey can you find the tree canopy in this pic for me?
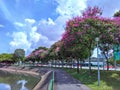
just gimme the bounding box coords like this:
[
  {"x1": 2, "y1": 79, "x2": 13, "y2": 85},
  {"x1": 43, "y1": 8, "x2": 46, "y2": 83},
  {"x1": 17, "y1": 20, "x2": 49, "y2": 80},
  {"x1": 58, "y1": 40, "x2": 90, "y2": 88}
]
[
  {"x1": 13, "y1": 49, "x2": 25, "y2": 62},
  {"x1": 0, "y1": 53, "x2": 13, "y2": 62}
]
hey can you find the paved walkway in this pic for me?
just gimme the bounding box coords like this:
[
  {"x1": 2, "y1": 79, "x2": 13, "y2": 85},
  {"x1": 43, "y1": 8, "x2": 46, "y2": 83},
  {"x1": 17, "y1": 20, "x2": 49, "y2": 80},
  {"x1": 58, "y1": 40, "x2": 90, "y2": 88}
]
[{"x1": 54, "y1": 69, "x2": 91, "y2": 90}]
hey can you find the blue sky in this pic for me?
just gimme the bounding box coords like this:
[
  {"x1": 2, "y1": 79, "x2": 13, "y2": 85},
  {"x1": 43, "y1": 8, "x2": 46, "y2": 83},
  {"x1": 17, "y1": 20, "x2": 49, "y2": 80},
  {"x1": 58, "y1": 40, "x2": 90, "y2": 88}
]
[{"x1": 0, "y1": 0, "x2": 120, "y2": 55}]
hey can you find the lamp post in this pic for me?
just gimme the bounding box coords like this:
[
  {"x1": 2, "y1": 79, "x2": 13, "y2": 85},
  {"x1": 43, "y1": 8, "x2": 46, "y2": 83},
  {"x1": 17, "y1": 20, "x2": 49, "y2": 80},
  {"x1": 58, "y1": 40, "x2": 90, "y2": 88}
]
[{"x1": 95, "y1": 37, "x2": 100, "y2": 86}]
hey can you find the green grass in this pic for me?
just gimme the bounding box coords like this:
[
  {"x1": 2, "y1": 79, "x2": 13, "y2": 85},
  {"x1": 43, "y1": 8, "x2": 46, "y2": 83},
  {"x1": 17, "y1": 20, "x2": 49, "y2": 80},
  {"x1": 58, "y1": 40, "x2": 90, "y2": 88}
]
[{"x1": 64, "y1": 68, "x2": 120, "y2": 90}]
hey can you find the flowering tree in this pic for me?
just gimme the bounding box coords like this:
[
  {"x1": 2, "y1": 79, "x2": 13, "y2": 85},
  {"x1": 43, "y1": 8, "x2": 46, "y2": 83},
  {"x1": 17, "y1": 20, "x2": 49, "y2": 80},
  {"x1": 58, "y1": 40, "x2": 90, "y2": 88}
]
[
  {"x1": 61, "y1": 6, "x2": 119, "y2": 72},
  {"x1": 26, "y1": 47, "x2": 48, "y2": 63},
  {"x1": 47, "y1": 41, "x2": 63, "y2": 67},
  {"x1": 63, "y1": 42, "x2": 90, "y2": 72},
  {"x1": 114, "y1": 12, "x2": 120, "y2": 43}
]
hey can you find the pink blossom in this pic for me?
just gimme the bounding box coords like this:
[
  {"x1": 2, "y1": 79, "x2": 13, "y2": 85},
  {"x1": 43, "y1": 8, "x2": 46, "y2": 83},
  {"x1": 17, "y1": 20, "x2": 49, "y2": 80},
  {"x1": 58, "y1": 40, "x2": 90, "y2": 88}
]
[
  {"x1": 55, "y1": 47, "x2": 60, "y2": 52},
  {"x1": 33, "y1": 49, "x2": 45, "y2": 56},
  {"x1": 26, "y1": 53, "x2": 34, "y2": 58},
  {"x1": 77, "y1": 31, "x2": 82, "y2": 35},
  {"x1": 82, "y1": 6, "x2": 102, "y2": 17},
  {"x1": 113, "y1": 17, "x2": 120, "y2": 25},
  {"x1": 73, "y1": 23, "x2": 79, "y2": 27}
]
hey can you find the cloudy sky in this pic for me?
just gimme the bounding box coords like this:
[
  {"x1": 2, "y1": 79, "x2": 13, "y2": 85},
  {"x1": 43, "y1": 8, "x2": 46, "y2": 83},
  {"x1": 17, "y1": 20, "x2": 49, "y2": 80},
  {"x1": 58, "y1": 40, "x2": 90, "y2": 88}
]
[{"x1": 0, "y1": 0, "x2": 120, "y2": 55}]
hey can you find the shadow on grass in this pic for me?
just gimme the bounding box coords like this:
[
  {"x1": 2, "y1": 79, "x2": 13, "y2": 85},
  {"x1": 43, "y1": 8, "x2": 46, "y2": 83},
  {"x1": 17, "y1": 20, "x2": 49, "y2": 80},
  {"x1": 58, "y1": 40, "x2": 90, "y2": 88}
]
[{"x1": 64, "y1": 68, "x2": 120, "y2": 90}]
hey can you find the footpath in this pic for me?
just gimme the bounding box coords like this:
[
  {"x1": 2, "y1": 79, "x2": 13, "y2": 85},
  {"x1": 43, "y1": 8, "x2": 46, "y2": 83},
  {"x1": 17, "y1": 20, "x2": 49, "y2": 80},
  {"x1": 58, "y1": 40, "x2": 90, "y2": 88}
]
[
  {"x1": 0, "y1": 66, "x2": 91, "y2": 90},
  {"x1": 54, "y1": 69, "x2": 91, "y2": 90}
]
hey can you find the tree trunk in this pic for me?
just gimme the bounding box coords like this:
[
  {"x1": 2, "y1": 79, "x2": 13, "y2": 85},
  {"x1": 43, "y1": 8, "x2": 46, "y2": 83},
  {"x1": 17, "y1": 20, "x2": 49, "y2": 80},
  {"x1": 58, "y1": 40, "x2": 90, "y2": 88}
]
[
  {"x1": 88, "y1": 45, "x2": 92, "y2": 75},
  {"x1": 62, "y1": 60, "x2": 64, "y2": 68},
  {"x1": 88, "y1": 57, "x2": 91, "y2": 74},
  {"x1": 80, "y1": 60, "x2": 83, "y2": 69},
  {"x1": 103, "y1": 52, "x2": 109, "y2": 71},
  {"x1": 76, "y1": 59, "x2": 79, "y2": 73}
]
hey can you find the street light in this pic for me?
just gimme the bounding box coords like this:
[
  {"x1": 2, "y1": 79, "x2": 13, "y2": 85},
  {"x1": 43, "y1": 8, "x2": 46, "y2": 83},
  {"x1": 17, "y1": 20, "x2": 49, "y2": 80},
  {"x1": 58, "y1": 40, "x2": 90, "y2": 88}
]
[{"x1": 95, "y1": 37, "x2": 100, "y2": 86}]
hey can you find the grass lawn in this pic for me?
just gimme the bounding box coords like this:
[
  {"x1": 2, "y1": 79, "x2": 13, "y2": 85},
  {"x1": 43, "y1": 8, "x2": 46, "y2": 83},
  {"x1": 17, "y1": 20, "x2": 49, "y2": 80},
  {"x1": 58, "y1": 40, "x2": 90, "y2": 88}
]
[{"x1": 64, "y1": 68, "x2": 120, "y2": 90}]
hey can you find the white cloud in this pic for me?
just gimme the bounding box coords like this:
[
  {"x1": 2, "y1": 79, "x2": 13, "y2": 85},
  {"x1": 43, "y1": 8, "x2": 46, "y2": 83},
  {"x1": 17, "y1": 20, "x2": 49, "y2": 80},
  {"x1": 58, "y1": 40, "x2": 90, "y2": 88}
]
[
  {"x1": 10, "y1": 32, "x2": 31, "y2": 52},
  {"x1": 38, "y1": 0, "x2": 87, "y2": 43},
  {"x1": 25, "y1": 18, "x2": 36, "y2": 24},
  {"x1": 47, "y1": 18, "x2": 55, "y2": 25},
  {"x1": 56, "y1": 0, "x2": 87, "y2": 17},
  {"x1": 11, "y1": 18, "x2": 51, "y2": 55},
  {"x1": 0, "y1": 24, "x2": 4, "y2": 28},
  {"x1": 38, "y1": 18, "x2": 62, "y2": 41},
  {"x1": 10, "y1": 0, "x2": 88, "y2": 55},
  {"x1": 14, "y1": 22, "x2": 24, "y2": 27},
  {"x1": 39, "y1": 18, "x2": 55, "y2": 26},
  {"x1": 30, "y1": 26, "x2": 40, "y2": 43}
]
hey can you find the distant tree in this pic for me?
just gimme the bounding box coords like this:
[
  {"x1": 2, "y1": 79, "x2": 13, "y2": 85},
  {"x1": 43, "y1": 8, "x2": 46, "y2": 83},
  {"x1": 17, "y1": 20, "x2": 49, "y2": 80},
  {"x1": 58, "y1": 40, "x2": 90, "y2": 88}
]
[
  {"x1": 47, "y1": 42, "x2": 58, "y2": 60},
  {"x1": 0, "y1": 53, "x2": 14, "y2": 62},
  {"x1": 26, "y1": 47, "x2": 49, "y2": 63},
  {"x1": 114, "y1": 10, "x2": 120, "y2": 17},
  {"x1": 33, "y1": 46, "x2": 48, "y2": 53},
  {"x1": 13, "y1": 49, "x2": 25, "y2": 62}
]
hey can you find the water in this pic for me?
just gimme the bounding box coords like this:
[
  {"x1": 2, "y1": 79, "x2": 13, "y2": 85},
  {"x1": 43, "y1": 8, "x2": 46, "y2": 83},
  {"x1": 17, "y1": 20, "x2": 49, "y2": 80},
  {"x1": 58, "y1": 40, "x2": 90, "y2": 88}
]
[{"x1": 0, "y1": 70, "x2": 40, "y2": 90}]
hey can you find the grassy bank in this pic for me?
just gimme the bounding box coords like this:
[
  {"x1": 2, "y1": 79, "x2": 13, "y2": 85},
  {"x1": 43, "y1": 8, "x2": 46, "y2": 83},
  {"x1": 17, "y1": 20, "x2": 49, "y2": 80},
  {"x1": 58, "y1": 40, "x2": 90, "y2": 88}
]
[{"x1": 64, "y1": 68, "x2": 120, "y2": 90}]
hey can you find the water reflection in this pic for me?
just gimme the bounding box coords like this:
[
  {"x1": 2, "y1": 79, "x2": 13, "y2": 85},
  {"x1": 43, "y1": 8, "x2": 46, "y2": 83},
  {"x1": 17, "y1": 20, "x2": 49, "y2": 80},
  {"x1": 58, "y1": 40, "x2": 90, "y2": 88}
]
[
  {"x1": 0, "y1": 70, "x2": 40, "y2": 90},
  {"x1": 17, "y1": 80, "x2": 28, "y2": 90},
  {"x1": 0, "y1": 83, "x2": 11, "y2": 90}
]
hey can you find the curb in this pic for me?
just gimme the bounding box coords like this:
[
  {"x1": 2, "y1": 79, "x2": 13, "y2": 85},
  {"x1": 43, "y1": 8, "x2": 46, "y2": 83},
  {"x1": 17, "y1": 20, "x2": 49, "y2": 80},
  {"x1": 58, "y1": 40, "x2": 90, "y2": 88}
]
[
  {"x1": 48, "y1": 70, "x2": 54, "y2": 90},
  {"x1": 33, "y1": 70, "x2": 52, "y2": 90}
]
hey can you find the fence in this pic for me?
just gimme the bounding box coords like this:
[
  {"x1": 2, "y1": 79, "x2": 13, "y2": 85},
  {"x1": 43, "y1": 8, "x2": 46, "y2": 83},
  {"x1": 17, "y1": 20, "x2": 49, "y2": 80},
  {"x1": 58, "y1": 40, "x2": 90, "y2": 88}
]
[{"x1": 48, "y1": 70, "x2": 54, "y2": 90}]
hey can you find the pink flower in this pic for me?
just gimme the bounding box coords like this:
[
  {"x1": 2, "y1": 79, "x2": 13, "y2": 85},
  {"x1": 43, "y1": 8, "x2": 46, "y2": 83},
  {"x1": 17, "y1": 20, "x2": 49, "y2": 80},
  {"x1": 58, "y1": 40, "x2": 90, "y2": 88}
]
[
  {"x1": 77, "y1": 31, "x2": 82, "y2": 35},
  {"x1": 82, "y1": 6, "x2": 102, "y2": 17},
  {"x1": 73, "y1": 23, "x2": 79, "y2": 27},
  {"x1": 55, "y1": 47, "x2": 60, "y2": 52},
  {"x1": 34, "y1": 49, "x2": 45, "y2": 56}
]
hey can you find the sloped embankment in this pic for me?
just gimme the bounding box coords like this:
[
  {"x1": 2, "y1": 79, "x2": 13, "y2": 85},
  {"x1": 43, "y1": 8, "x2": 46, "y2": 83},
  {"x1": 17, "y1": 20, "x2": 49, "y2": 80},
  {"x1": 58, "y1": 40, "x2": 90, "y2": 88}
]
[{"x1": 0, "y1": 66, "x2": 53, "y2": 90}]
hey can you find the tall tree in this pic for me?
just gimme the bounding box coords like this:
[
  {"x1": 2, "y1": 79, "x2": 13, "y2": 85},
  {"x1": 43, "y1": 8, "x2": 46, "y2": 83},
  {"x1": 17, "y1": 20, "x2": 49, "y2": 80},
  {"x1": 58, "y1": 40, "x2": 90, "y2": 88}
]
[
  {"x1": 61, "y1": 6, "x2": 118, "y2": 73},
  {"x1": 13, "y1": 49, "x2": 25, "y2": 62}
]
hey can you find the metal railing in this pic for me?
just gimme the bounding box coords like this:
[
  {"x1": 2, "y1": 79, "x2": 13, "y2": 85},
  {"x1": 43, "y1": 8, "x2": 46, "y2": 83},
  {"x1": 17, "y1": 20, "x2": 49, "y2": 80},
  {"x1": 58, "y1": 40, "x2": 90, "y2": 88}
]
[{"x1": 48, "y1": 70, "x2": 54, "y2": 90}]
